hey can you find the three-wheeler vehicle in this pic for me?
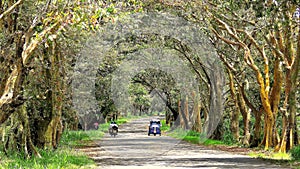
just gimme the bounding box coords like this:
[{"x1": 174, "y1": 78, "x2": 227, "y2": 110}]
[{"x1": 148, "y1": 119, "x2": 161, "y2": 136}]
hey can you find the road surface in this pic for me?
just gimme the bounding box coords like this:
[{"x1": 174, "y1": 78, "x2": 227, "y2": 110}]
[{"x1": 78, "y1": 117, "x2": 292, "y2": 169}]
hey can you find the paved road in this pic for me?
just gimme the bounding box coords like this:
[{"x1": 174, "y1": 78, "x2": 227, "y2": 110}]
[{"x1": 80, "y1": 117, "x2": 292, "y2": 169}]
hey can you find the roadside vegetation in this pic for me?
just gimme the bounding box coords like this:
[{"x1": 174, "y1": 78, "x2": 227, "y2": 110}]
[
  {"x1": 0, "y1": 116, "x2": 133, "y2": 169},
  {"x1": 290, "y1": 145, "x2": 300, "y2": 168},
  {"x1": 0, "y1": 0, "x2": 299, "y2": 168},
  {"x1": 160, "y1": 119, "x2": 170, "y2": 132},
  {"x1": 165, "y1": 125, "x2": 299, "y2": 168},
  {"x1": 168, "y1": 129, "x2": 224, "y2": 145},
  {"x1": 291, "y1": 145, "x2": 300, "y2": 161},
  {"x1": 0, "y1": 135, "x2": 96, "y2": 169}
]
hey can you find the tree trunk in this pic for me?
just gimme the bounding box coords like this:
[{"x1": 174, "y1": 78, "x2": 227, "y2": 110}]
[
  {"x1": 45, "y1": 40, "x2": 63, "y2": 149},
  {"x1": 286, "y1": 28, "x2": 300, "y2": 150},
  {"x1": 192, "y1": 92, "x2": 202, "y2": 133},
  {"x1": 228, "y1": 69, "x2": 239, "y2": 142},
  {"x1": 18, "y1": 105, "x2": 41, "y2": 158},
  {"x1": 0, "y1": 53, "x2": 25, "y2": 124},
  {"x1": 252, "y1": 108, "x2": 262, "y2": 147},
  {"x1": 237, "y1": 88, "x2": 250, "y2": 146},
  {"x1": 184, "y1": 96, "x2": 189, "y2": 129},
  {"x1": 178, "y1": 100, "x2": 184, "y2": 129},
  {"x1": 240, "y1": 82, "x2": 262, "y2": 147},
  {"x1": 269, "y1": 57, "x2": 282, "y2": 149},
  {"x1": 250, "y1": 62, "x2": 274, "y2": 150}
]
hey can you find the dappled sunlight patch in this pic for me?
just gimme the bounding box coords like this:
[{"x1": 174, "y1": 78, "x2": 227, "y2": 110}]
[
  {"x1": 271, "y1": 153, "x2": 291, "y2": 160},
  {"x1": 249, "y1": 152, "x2": 291, "y2": 160}
]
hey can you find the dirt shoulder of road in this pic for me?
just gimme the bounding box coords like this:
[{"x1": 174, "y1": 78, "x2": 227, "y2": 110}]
[
  {"x1": 191, "y1": 142, "x2": 298, "y2": 169},
  {"x1": 207, "y1": 144, "x2": 257, "y2": 155}
]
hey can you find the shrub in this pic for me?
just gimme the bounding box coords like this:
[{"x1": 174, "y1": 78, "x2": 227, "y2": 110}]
[
  {"x1": 160, "y1": 120, "x2": 170, "y2": 132},
  {"x1": 222, "y1": 131, "x2": 235, "y2": 145},
  {"x1": 290, "y1": 145, "x2": 300, "y2": 160}
]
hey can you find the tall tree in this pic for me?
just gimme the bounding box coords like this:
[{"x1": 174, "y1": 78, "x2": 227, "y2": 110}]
[
  {"x1": 0, "y1": 0, "x2": 126, "y2": 156},
  {"x1": 204, "y1": 0, "x2": 300, "y2": 151}
]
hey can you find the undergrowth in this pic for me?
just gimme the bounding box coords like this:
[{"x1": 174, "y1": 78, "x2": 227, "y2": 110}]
[
  {"x1": 290, "y1": 145, "x2": 300, "y2": 161},
  {"x1": 160, "y1": 119, "x2": 170, "y2": 132}
]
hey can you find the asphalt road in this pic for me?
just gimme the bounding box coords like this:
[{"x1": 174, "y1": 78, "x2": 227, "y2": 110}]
[{"x1": 80, "y1": 117, "x2": 292, "y2": 169}]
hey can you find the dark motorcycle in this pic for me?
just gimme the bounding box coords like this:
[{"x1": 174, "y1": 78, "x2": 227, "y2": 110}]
[{"x1": 109, "y1": 124, "x2": 118, "y2": 137}]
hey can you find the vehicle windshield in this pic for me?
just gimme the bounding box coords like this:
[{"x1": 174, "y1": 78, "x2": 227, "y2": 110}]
[{"x1": 150, "y1": 121, "x2": 160, "y2": 125}]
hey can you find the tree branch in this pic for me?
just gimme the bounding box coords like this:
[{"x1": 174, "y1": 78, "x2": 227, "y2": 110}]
[
  {"x1": 0, "y1": 0, "x2": 23, "y2": 20},
  {"x1": 22, "y1": 21, "x2": 61, "y2": 65}
]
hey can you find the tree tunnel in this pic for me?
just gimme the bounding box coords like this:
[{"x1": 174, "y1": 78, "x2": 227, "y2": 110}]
[{"x1": 72, "y1": 12, "x2": 225, "y2": 138}]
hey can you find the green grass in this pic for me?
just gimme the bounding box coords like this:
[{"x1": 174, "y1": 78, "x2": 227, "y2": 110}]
[
  {"x1": 0, "y1": 129, "x2": 99, "y2": 168},
  {"x1": 116, "y1": 118, "x2": 127, "y2": 124},
  {"x1": 0, "y1": 148, "x2": 95, "y2": 169},
  {"x1": 168, "y1": 128, "x2": 225, "y2": 145},
  {"x1": 60, "y1": 130, "x2": 104, "y2": 147},
  {"x1": 202, "y1": 139, "x2": 225, "y2": 146},
  {"x1": 160, "y1": 119, "x2": 170, "y2": 132}
]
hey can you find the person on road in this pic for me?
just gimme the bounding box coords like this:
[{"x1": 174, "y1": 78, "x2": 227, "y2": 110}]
[{"x1": 109, "y1": 121, "x2": 118, "y2": 133}]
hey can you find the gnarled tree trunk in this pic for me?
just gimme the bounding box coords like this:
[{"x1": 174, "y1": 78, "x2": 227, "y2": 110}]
[{"x1": 227, "y1": 69, "x2": 239, "y2": 142}]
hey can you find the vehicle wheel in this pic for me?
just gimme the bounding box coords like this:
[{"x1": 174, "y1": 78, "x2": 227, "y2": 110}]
[
  {"x1": 154, "y1": 134, "x2": 156, "y2": 136},
  {"x1": 148, "y1": 133, "x2": 150, "y2": 136}
]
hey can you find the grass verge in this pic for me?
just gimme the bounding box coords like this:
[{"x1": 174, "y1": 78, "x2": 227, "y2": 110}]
[
  {"x1": 167, "y1": 128, "x2": 225, "y2": 146},
  {"x1": 0, "y1": 147, "x2": 95, "y2": 169},
  {"x1": 167, "y1": 128, "x2": 295, "y2": 168},
  {"x1": 0, "y1": 115, "x2": 137, "y2": 169}
]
